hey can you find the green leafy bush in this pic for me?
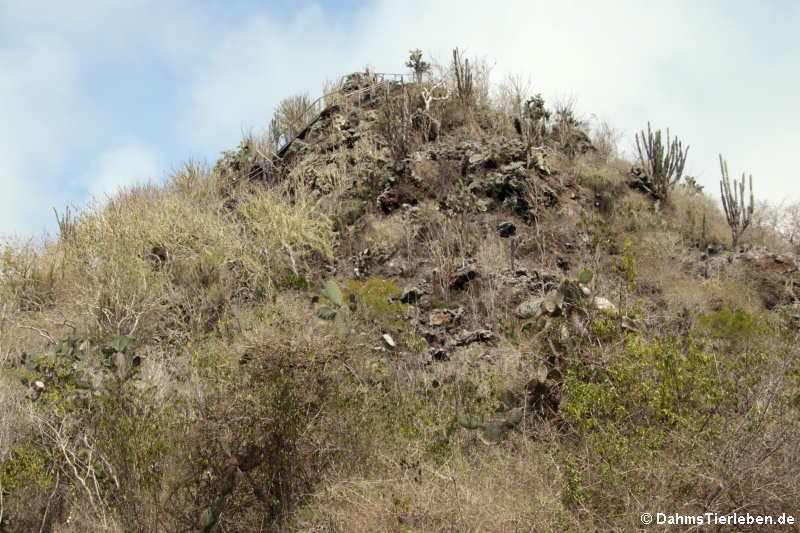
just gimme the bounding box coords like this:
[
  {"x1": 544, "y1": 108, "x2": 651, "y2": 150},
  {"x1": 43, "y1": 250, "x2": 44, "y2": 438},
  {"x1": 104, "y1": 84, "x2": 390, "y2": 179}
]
[
  {"x1": 560, "y1": 333, "x2": 734, "y2": 512},
  {"x1": 344, "y1": 277, "x2": 408, "y2": 328}
]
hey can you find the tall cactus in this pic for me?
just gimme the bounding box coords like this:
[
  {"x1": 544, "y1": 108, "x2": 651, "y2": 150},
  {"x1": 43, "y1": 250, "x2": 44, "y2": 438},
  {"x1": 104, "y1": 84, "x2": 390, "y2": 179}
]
[
  {"x1": 452, "y1": 48, "x2": 473, "y2": 111},
  {"x1": 718, "y1": 154, "x2": 754, "y2": 248},
  {"x1": 635, "y1": 122, "x2": 689, "y2": 201}
]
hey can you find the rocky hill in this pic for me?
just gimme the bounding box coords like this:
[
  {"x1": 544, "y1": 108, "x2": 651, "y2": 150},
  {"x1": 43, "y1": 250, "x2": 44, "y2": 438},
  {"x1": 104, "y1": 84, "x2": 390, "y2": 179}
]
[{"x1": 1, "y1": 66, "x2": 798, "y2": 532}]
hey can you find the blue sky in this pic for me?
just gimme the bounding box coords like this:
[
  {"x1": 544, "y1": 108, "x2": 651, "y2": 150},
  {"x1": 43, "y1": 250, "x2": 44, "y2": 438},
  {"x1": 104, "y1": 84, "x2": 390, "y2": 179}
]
[{"x1": 2, "y1": 0, "x2": 799, "y2": 239}]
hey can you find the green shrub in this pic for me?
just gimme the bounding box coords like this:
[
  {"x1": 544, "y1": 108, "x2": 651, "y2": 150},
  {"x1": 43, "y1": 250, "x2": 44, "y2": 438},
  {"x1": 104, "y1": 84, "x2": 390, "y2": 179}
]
[
  {"x1": 699, "y1": 306, "x2": 766, "y2": 352},
  {"x1": 275, "y1": 273, "x2": 309, "y2": 291},
  {"x1": 0, "y1": 444, "x2": 51, "y2": 493},
  {"x1": 560, "y1": 333, "x2": 734, "y2": 513},
  {"x1": 344, "y1": 277, "x2": 407, "y2": 328}
]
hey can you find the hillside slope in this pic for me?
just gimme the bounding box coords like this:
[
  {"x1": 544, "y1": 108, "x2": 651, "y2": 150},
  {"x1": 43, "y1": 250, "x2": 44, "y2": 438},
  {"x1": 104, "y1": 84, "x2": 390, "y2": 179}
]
[{"x1": 1, "y1": 68, "x2": 799, "y2": 532}]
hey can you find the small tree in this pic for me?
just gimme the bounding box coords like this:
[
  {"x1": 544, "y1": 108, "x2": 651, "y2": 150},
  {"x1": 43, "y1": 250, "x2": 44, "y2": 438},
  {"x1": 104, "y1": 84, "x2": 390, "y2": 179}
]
[
  {"x1": 635, "y1": 122, "x2": 689, "y2": 201},
  {"x1": 719, "y1": 154, "x2": 754, "y2": 248},
  {"x1": 405, "y1": 49, "x2": 431, "y2": 84},
  {"x1": 780, "y1": 201, "x2": 800, "y2": 249},
  {"x1": 520, "y1": 94, "x2": 550, "y2": 148},
  {"x1": 497, "y1": 73, "x2": 532, "y2": 118}
]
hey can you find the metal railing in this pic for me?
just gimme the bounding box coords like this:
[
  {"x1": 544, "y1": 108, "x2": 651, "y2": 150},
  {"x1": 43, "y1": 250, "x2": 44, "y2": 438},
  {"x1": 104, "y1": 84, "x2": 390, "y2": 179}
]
[{"x1": 275, "y1": 72, "x2": 414, "y2": 157}]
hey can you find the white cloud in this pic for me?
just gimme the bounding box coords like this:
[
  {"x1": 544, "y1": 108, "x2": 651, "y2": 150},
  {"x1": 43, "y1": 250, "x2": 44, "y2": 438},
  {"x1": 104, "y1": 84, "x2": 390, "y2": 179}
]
[
  {"x1": 0, "y1": 2, "x2": 193, "y2": 237},
  {"x1": 0, "y1": 36, "x2": 79, "y2": 238},
  {"x1": 184, "y1": 6, "x2": 356, "y2": 153},
  {"x1": 82, "y1": 143, "x2": 161, "y2": 199}
]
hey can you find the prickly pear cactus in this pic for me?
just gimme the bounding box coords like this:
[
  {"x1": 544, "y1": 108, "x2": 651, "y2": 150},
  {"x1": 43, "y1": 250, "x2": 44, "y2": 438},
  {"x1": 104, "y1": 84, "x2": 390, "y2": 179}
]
[
  {"x1": 322, "y1": 280, "x2": 344, "y2": 307},
  {"x1": 505, "y1": 407, "x2": 523, "y2": 427},
  {"x1": 480, "y1": 419, "x2": 509, "y2": 444},
  {"x1": 10, "y1": 335, "x2": 143, "y2": 402},
  {"x1": 457, "y1": 414, "x2": 481, "y2": 430},
  {"x1": 316, "y1": 306, "x2": 337, "y2": 320},
  {"x1": 316, "y1": 280, "x2": 350, "y2": 338}
]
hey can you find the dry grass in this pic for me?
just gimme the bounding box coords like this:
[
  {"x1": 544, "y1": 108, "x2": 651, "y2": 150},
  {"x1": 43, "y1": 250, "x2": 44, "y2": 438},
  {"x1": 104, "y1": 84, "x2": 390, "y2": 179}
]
[
  {"x1": 293, "y1": 434, "x2": 572, "y2": 533},
  {"x1": 0, "y1": 162, "x2": 336, "y2": 346},
  {"x1": 360, "y1": 212, "x2": 409, "y2": 256}
]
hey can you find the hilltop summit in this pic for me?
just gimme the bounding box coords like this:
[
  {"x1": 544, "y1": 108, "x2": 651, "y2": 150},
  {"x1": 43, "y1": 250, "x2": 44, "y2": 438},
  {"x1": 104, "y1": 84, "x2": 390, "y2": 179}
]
[{"x1": 1, "y1": 59, "x2": 798, "y2": 532}]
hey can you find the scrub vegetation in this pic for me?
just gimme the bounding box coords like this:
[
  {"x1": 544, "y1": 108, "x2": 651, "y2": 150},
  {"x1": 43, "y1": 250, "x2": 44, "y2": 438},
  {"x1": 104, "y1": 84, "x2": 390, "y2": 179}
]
[{"x1": 1, "y1": 49, "x2": 799, "y2": 532}]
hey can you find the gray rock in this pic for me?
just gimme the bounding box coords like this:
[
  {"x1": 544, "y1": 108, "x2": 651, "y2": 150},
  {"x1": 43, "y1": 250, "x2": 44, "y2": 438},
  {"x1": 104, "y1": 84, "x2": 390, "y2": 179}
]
[
  {"x1": 505, "y1": 407, "x2": 524, "y2": 426},
  {"x1": 400, "y1": 286, "x2": 423, "y2": 303},
  {"x1": 452, "y1": 329, "x2": 494, "y2": 347},
  {"x1": 498, "y1": 221, "x2": 517, "y2": 238},
  {"x1": 515, "y1": 298, "x2": 543, "y2": 319},
  {"x1": 450, "y1": 265, "x2": 477, "y2": 290},
  {"x1": 592, "y1": 296, "x2": 618, "y2": 314},
  {"x1": 382, "y1": 334, "x2": 396, "y2": 348}
]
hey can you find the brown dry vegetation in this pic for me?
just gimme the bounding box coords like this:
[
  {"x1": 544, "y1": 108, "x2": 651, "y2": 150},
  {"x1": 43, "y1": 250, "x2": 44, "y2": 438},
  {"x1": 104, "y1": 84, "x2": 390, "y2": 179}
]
[{"x1": 1, "y1": 50, "x2": 799, "y2": 532}]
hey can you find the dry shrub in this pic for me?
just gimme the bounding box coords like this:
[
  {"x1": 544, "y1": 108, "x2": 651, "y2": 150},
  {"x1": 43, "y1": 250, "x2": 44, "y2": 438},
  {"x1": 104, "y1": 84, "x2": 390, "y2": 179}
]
[
  {"x1": 494, "y1": 73, "x2": 531, "y2": 119},
  {"x1": 669, "y1": 188, "x2": 730, "y2": 247},
  {"x1": 468, "y1": 235, "x2": 510, "y2": 321},
  {"x1": 573, "y1": 160, "x2": 627, "y2": 216},
  {"x1": 661, "y1": 277, "x2": 719, "y2": 321},
  {"x1": 610, "y1": 191, "x2": 661, "y2": 234},
  {"x1": 234, "y1": 182, "x2": 336, "y2": 276},
  {"x1": 293, "y1": 436, "x2": 572, "y2": 533},
  {"x1": 428, "y1": 51, "x2": 493, "y2": 132},
  {"x1": 0, "y1": 237, "x2": 66, "y2": 313},
  {"x1": 743, "y1": 200, "x2": 793, "y2": 252},
  {"x1": 551, "y1": 97, "x2": 587, "y2": 160},
  {"x1": 60, "y1": 177, "x2": 244, "y2": 338},
  {"x1": 270, "y1": 93, "x2": 314, "y2": 148},
  {"x1": 779, "y1": 200, "x2": 800, "y2": 251},
  {"x1": 422, "y1": 213, "x2": 479, "y2": 302},
  {"x1": 0, "y1": 159, "x2": 336, "y2": 343},
  {"x1": 589, "y1": 119, "x2": 622, "y2": 164},
  {"x1": 662, "y1": 271, "x2": 763, "y2": 319},
  {"x1": 633, "y1": 229, "x2": 684, "y2": 299},
  {"x1": 360, "y1": 212, "x2": 409, "y2": 256}
]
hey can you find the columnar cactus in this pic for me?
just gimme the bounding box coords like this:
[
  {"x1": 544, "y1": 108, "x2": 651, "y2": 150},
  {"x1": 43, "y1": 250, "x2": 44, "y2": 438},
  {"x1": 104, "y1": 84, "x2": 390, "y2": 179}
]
[
  {"x1": 718, "y1": 154, "x2": 754, "y2": 248},
  {"x1": 634, "y1": 122, "x2": 689, "y2": 201}
]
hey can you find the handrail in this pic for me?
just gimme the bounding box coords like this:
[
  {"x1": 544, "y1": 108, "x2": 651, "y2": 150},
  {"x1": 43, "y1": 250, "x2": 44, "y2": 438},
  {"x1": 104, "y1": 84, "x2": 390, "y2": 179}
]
[{"x1": 275, "y1": 72, "x2": 414, "y2": 157}]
